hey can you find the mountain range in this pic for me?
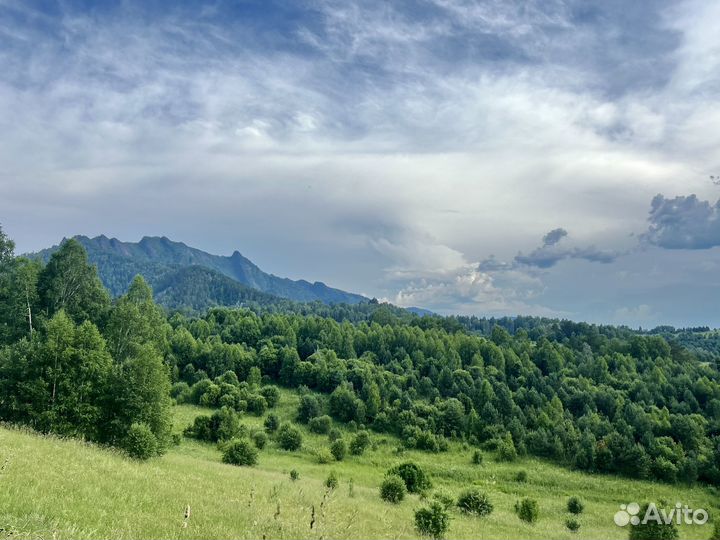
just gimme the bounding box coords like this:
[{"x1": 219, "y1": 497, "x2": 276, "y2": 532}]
[{"x1": 33, "y1": 235, "x2": 367, "y2": 309}]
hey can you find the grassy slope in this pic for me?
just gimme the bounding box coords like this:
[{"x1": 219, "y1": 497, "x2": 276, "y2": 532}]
[{"x1": 0, "y1": 390, "x2": 717, "y2": 540}]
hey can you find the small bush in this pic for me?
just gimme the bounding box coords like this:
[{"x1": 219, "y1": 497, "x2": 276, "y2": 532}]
[
  {"x1": 184, "y1": 407, "x2": 243, "y2": 442},
  {"x1": 297, "y1": 394, "x2": 322, "y2": 423},
  {"x1": 565, "y1": 517, "x2": 580, "y2": 533},
  {"x1": 315, "y1": 447, "x2": 334, "y2": 464},
  {"x1": 330, "y1": 439, "x2": 347, "y2": 461},
  {"x1": 252, "y1": 431, "x2": 267, "y2": 449},
  {"x1": 432, "y1": 489, "x2": 455, "y2": 510},
  {"x1": 710, "y1": 521, "x2": 720, "y2": 540},
  {"x1": 260, "y1": 385, "x2": 280, "y2": 407},
  {"x1": 456, "y1": 488, "x2": 493, "y2": 517},
  {"x1": 290, "y1": 469, "x2": 299, "y2": 481},
  {"x1": 171, "y1": 381, "x2": 191, "y2": 402},
  {"x1": 222, "y1": 438, "x2": 258, "y2": 466},
  {"x1": 325, "y1": 471, "x2": 339, "y2": 490},
  {"x1": 308, "y1": 415, "x2": 332, "y2": 435},
  {"x1": 497, "y1": 433, "x2": 518, "y2": 462},
  {"x1": 515, "y1": 498, "x2": 539, "y2": 523},
  {"x1": 246, "y1": 394, "x2": 267, "y2": 416},
  {"x1": 567, "y1": 496, "x2": 584, "y2": 515},
  {"x1": 277, "y1": 423, "x2": 302, "y2": 451},
  {"x1": 514, "y1": 470, "x2": 528, "y2": 483},
  {"x1": 471, "y1": 450, "x2": 483, "y2": 465},
  {"x1": 414, "y1": 502, "x2": 450, "y2": 539},
  {"x1": 264, "y1": 413, "x2": 280, "y2": 433},
  {"x1": 328, "y1": 428, "x2": 343, "y2": 442},
  {"x1": 171, "y1": 432, "x2": 182, "y2": 446},
  {"x1": 387, "y1": 461, "x2": 432, "y2": 493},
  {"x1": 629, "y1": 503, "x2": 678, "y2": 540},
  {"x1": 380, "y1": 474, "x2": 406, "y2": 503},
  {"x1": 349, "y1": 430, "x2": 371, "y2": 455},
  {"x1": 123, "y1": 422, "x2": 158, "y2": 460}
]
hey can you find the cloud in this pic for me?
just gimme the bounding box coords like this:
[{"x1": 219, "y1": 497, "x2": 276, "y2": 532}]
[
  {"x1": 514, "y1": 229, "x2": 619, "y2": 268},
  {"x1": 0, "y1": 0, "x2": 719, "y2": 325},
  {"x1": 613, "y1": 304, "x2": 656, "y2": 326},
  {"x1": 391, "y1": 264, "x2": 556, "y2": 317},
  {"x1": 542, "y1": 228, "x2": 568, "y2": 246},
  {"x1": 643, "y1": 194, "x2": 720, "y2": 249}
]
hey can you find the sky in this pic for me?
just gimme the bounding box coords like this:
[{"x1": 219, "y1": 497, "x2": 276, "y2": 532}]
[{"x1": 1, "y1": 0, "x2": 719, "y2": 328}]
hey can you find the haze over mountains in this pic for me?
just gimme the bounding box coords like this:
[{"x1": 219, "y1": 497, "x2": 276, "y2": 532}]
[{"x1": 33, "y1": 235, "x2": 366, "y2": 310}]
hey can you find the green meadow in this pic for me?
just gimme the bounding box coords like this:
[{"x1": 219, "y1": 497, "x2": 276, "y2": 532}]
[{"x1": 1, "y1": 390, "x2": 716, "y2": 540}]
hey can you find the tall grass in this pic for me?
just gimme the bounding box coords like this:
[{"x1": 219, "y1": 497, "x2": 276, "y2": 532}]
[{"x1": 0, "y1": 392, "x2": 716, "y2": 540}]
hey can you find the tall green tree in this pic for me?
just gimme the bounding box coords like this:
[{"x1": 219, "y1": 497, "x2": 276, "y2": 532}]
[
  {"x1": 102, "y1": 343, "x2": 173, "y2": 453},
  {"x1": 0, "y1": 310, "x2": 112, "y2": 439},
  {"x1": 0, "y1": 257, "x2": 41, "y2": 343},
  {"x1": 0, "y1": 224, "x2": 14, "y2": 265},
  {"x1": 37, "y1": 239, "x2": 110, "y2": 324},
  {"x1": 104, "y1": 275, "x2": 168, "y2": 362}
]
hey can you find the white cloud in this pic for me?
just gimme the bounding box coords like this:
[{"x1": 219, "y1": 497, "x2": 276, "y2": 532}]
[{"x1": 0, "y1": 0, "x2": 719, "y2": 325}]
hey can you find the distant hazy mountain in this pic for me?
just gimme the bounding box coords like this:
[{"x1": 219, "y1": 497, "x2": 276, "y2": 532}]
[{"x1": 33, "y1": 235, "x2": 367, "y2": 306}]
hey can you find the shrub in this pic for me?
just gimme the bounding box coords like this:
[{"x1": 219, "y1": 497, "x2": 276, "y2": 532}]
[
  {"x1": 497, "y1": 433, "x2": 518, "y2": 462},
  {"x1": 515, "y1": 498, "x2": 539, "y2": 523},
  {"x1": 629, "y1": 504, "x2": 678, "y2": 540},
  {"x1": 185, "y1": 407, "x2": 243, "y2": 443},
  {"x1": 349, "y1": 430, "x2": 371, "y2": 455},
  {"x1": 308, "y1": 415, "x2": 332, "y2": 434},
  {"x1": 171, "y1": 381, "x2": 191, "y2": 402},
  {"x1": 214, "y1": 407, "x2": 244, "y2": 441},
  {"x1": 184, "y1": 414, "x2": 212, "y2": 441},
  {"x1": 264, "y1": 413, "x2": 280, "y2": 433},
  {"x1": 387, "y1": 462, "x2": 432, "y2": 493},
  {"x1": 290, "y1": 469, "x2": 299, "y2": 481},
  {"x1": 471, "y1": 450, "x2": 483, "y2": 465},
  {"x1": 456, "y1": 488, "x2": 493, "y2": 516},
  {"x1": 123, "y1": 422, "x2": 158, "y2": 460},
  {"x1": 245, "y1": 394, "x2": 268, "y2": 416},
  {"x1": 514, "y1": 470, "x2": 528, "y2": 483},
  {"x1": 260, "y1": 385, "x2": 280, "y2": 407},
  {"x1": 380, "y1": 474, "x2": 406, "y2": 503},
  {"x1": 330, "y1": 439, "x2": 347, "y2": 461},
  {"x1": 328, "y1": 428, "x2": 343, "y2": 442},
  {"x1": 567, "y1": 496, "x2": 584, "y2": 515},
  {"x1": 329, "y1": 384, "x2": 361, "y2": 422},
  {"x1": 711, "y1": 521, "x2": 720, "y2": 540},
  {"x1": 315, "y1": 447, "x2": 335, "y2": 464},
  {"x1": 432, "y1": 489, "x2": 454, "y2": 510},
  {"x1": 414, "y1": 502, "x2": 450, "y2": 539},
  {"x1": 277, "y1": 423, "x2": 302, "y2": 451},
  {"x1": 297, "y1": 394, "x2": 322, "y2": 423},
  {"x1": 222, "y1": 438, "x2": 258, "y2": 466},
  {"x1": 252, "y1": 431, "x2": 267, "y2": 449},
  {"x1": 565, "y1": 517, "x2": 580, "y2": 533},
  {"x1": 325, "y1": 471, "x2": 339, "y2": 490}
]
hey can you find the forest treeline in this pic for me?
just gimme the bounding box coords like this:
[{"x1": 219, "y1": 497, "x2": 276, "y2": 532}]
[{"x1": 1, "y1": 229, "x2": 719, "y2": 484}]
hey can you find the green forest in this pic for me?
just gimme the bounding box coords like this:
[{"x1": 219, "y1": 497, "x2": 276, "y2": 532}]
[
  {"x1": 1, "y1": 228, "x2": 720, "y2": 539},
  {"x1": 2, "y1": 228, "x2": 719, "y2": 481}
]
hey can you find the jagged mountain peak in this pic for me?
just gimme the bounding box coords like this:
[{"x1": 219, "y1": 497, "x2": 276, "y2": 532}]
[{"x1": 33, "y1": 235, "x2": 366, "y2": 308}]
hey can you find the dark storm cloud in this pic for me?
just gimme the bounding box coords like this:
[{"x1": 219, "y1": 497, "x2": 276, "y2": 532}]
[
  {"x1": 515, "y1": 229, "x2": 618, "y2": 268},
  {"x1": 542, "y1": 228, "x2": 568, "y2": 246},
  {"x1": 644, "y1": 194, "x2": 720, "y2": 249}
]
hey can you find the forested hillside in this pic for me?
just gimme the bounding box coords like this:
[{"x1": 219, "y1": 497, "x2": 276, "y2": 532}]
[
  {"x1": 32, "y1": 235, "x2": 366, "y2": 305},
  {"x1": 2, "y1": 230, "x2": 719, "y2": 488}
]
